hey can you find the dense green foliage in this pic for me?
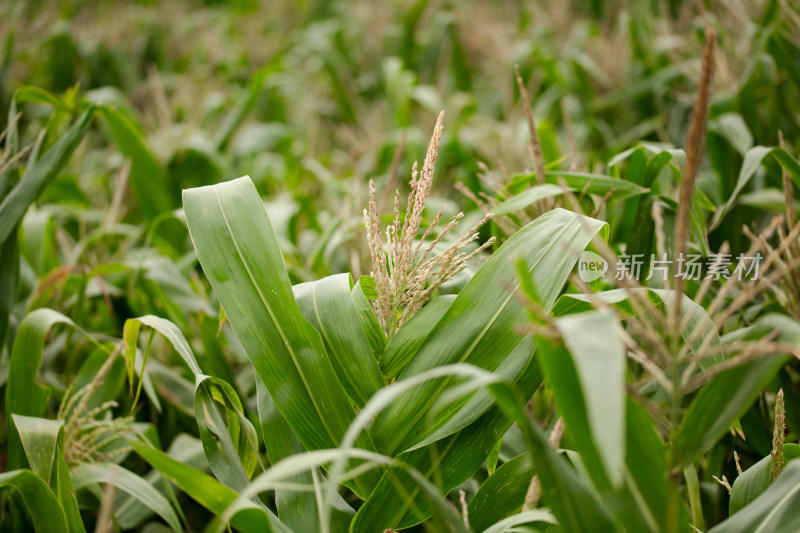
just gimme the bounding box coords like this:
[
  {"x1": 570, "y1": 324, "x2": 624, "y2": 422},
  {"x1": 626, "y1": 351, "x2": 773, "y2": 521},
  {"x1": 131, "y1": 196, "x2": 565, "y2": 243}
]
[{"x1": 1, "y1": 1, "x2": 800, "y2": 532}]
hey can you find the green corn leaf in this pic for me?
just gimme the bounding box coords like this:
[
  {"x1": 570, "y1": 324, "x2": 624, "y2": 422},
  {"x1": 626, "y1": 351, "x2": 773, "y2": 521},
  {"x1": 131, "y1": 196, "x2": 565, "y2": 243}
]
[
  {"x1": 709, "y1": 145, "x2": 800, "y2": 230},
  {"x1": 183, "y1": 176, "x2": 379, "y2": 496},
  {"x1": 492, "y1": 184, "x2": 570, "y2": 215},
  {"x1": 497, "y1": 173, "x2": 649, "y2": 215},
  {"x1": 256, "y1": 380, "x2": 354, "y2": 532},
  {"x1": 482, "y1": 509, "x2": 557, "y2": 533},
  {"x1": 536, "y1": 310, "x2": 625, "y2": 489},
  {"x1": 467, "y1": 453, "x2": 534, "y2": 531},
  {"x1": 71, "y1": 463, "x2": 183, "y2": 532},
  {"x1": 123, "y1": 315, "x2": 260, "y2": 492},
  {"x1": 671, "y1": 314, "x2": 800, "y2": 469},
  {"x1": 129, "y1": 438, "x2": 288, "y2": 533},
  {"x1": 293, "y1": 273, "x2": 383, "y2": 407},
  {"x1": 195, "y1": 375, "x2": 260, "y2": 491},
  {"x1": 0, "y1": 109, "x2": 93, "y2": 243},
  {"x1": 708, "y1": 461, "x2": 800, "y2": 533},
  {"x1": 95, "y1": 106, "x2": 174, "y2": 219},
  {"x1": 348, "y1": 363, "x2": 537, "y2": 532},
  {"x1": 5, "y1": 309, "x2": 76, "y2": 469},
  {"x1": 489, "y1": 381, "x2": 618, "y2": 533},
  {"x1": 380, "y1": 294, "x2": 454, "y2": 378},
  {"x1": 0, "y1": 231, "x2": 18, "y2": 374},
  {"x1": 0, "y1": 469, "x2": 69, "y2": 532},
  {"x1": 256, "y1": 380, "x2": 319, "y2": 532},
  {"x1": 116, "y1": 434, "x2": 207, "y2": 530},
  {"x1": 351, "y1": 275, "x2": 386, "y2": 360},
  {"x1": 11, "y1": 415, "x2": 84, "y2": 533},
  {"x1": 729, "y1": 444, "x2": 800, "y2": 515},
  {"x1": 369, "y1": 208, "x2": 607, "y2": 456},
  {"x1": 624, "y1": 398, "x2": 668, "y2": 529}
]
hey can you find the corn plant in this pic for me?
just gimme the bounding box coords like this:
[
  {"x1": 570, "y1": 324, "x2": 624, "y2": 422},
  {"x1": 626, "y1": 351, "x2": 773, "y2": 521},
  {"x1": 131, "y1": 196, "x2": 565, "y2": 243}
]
[{"x1": 2, "y1": 1, "x2": 800, "y2": 532}]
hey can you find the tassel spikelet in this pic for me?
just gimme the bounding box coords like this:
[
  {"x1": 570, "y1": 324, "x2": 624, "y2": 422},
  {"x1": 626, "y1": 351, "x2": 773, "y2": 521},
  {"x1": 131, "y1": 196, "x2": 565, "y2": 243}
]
[{"x1": 364, "y1": 111, "x2": 495, "y2": 338}]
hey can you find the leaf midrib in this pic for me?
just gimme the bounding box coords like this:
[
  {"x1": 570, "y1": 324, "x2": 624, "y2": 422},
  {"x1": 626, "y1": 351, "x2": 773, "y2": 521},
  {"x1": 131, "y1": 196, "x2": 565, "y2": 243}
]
[
  {"x1": 754, "y1": 474, "x2": 800, "y2": 533},
  {"x1": 214, "y1": 188, "x2": 340, "y2": 447}
]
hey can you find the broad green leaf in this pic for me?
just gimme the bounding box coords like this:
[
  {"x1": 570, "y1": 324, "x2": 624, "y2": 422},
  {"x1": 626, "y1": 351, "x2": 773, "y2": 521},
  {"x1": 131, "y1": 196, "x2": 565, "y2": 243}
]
[
  {"x1": 195, "y1": 375, "x2": 260, "y2": 491},
  {"x1": 684, "y1": 464, "x2": 704, "y2": 530},
  {"x1": 709, "y1": 145, "x2": 800, "y2": 230},
  {"x1": 5, "y1": 309, "x2": 76, "y2": 470},
  {"x1": 708, "y1": 113, "x2": 754, "y2": 156},
  {"x1": 183, "y1": 176, "x2": 379, "y2": 496},
  {"x1": 352, "y1": 348, "x2": 544, "y2": 530},
  {"x1": 489, "y1": 382, "x2": 617, "y2": 533},
  {"x1": 0, "y1": 469, "x2": 69, "y2": 532},
  {"x1": 537, "y1": 310, "x2": 625, "y2": 488},
  {"x1": 624, "y1": 398, "x2": 668, "y2": 529},
  {"x1": 13, "y1": 416, "x2": 60, "y2": 484},
  {"x1": 72, "y1": 463, "x2": 183, "y2": 532},
  {"x1": 20, "y1": 209, "x2": 56, "y2": 276},
  {"x1": 408, "y1": 336, "x2": 540, "y2": 451},
  {"x1": 95, "y1": 106, "x2": 174, "y2": 219},
  {"x1": 351, "y1": 275, "x2": 386, "y2": 360},
  {"x1": 709, "y1": 461, "x2": 800, "y2": 533},
  {"x1": 493, "y1": 183, "x2": 570, "y2": 215},
  {"x1": 671, "y1": 314, "x2": 800, "y2": 469},
  {"x1": 0, "y1": 230, "x2": 18, "y2": 355},
  {"x1": 0, "y1": 109, "x2": 93, "y2": 242},
  {"x1": 482, "y1": 509, "x2": 557, "y2": 533},
  {"x1": 116, "y1": 434, "x2": 207, "y2": 530},
  {"x1": 130, "y1": 438, "x2": 286, "y2": 533},
  {"x1": 380, "y1": 294, "x2": 454, "y2": 378},
  {"x1": 11, "y1": 415, "x2": 84, "y2": 533},
  {"x1": 467, "y1": 453, "x2": 534, "y2": 531},
  {"x1": 222, "y1": 446, "x2": 468, "y2": 533},
  {"x1": 123, "y1": 315, "x2": 260, "y2": 493},
  {"x1": 729, "y1": 444, "x2": 800, "y2": 514},
  {"x1": 512, "y1": 170, "x2": 650, "y2": 200},
  {"x1": 14, "y1": 86, "x2": 71, "y2": 110},
  {"x1": 370, "y1": 208, "x2": 607, "y2": 456},
  {"x1": 257, "y1": 380, "x2": 319, "y2": 532},
  {"x1": 737, "y1": 188, "x2": 800, "y2": 212},
  {"x1": 293, "y1": 273, "x2": 383, "y2": 406},
  {"x1": 256, "y1": 380, "x2": 354, "y2": 532},
  {"x1": 486, "y1": 436, "x2": 502, "y2": 475},
  {"x1": 498, "y1": 173, "x2": 649, "y2": 215},
  {"x1": 124, "y1": 315, "x2": 202, "y2": 375}
]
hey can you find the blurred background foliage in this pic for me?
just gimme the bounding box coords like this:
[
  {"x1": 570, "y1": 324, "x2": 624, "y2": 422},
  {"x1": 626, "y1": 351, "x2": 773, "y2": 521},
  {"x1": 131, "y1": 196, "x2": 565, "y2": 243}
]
[{"x1": 2, "y1": 0, "x2": 798, "y2": 283}]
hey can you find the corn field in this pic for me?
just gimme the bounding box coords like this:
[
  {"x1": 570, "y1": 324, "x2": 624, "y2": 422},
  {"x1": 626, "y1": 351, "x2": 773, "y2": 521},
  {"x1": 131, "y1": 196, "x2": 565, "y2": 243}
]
[{"x1": 1, "y1": 1, "x2": 800, "y2": 532}]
